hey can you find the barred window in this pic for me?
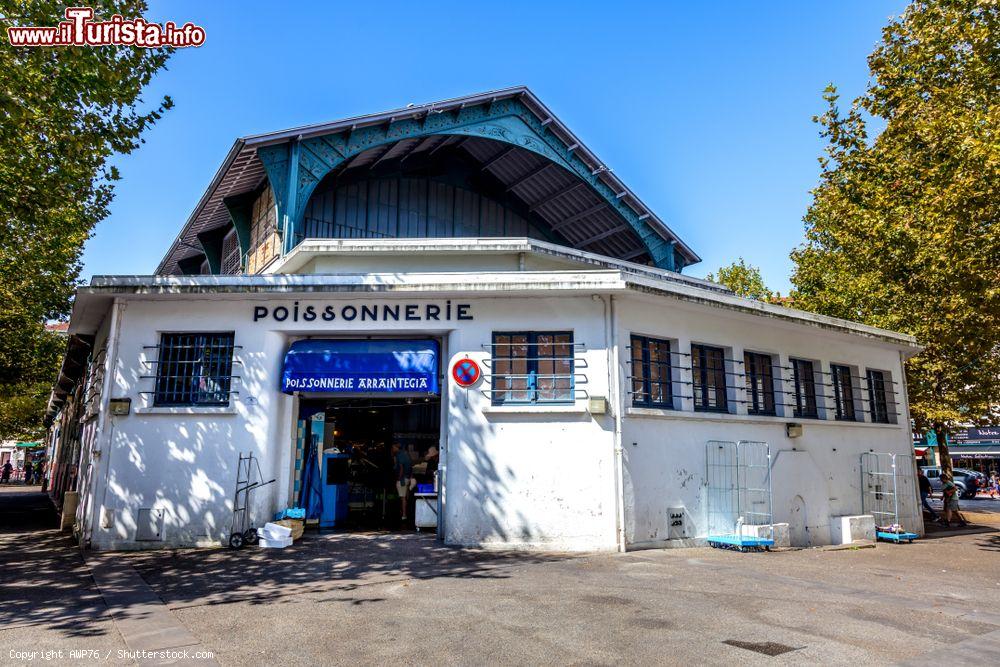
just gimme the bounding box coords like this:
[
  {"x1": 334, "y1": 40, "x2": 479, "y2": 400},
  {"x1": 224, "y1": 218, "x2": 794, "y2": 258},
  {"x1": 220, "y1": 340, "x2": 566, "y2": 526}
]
[
  {"x1": 791, "y1": 358, "x2": 818, "y2": 419},
  {"x1": 492, "y1": 332, "x2": 573, "y2": 405},
  {"x1": 866, "y1": 369, "x2": 891, "y2": 423},
  {"x1": 831, "y1": 364, "x2": 856, "y2": 421},
  {"x1": 691, "y1": 344, "x2": 727, "y2": 412},
  {"x1": 154, "y1": 333, "x2": 235, "y2": 407},
  {"x1": 744, "y1": 351, "x2": 775, "y2": 416},
  {"x1": 630, "y1": 335, "x2": 673, "y2": 408}
]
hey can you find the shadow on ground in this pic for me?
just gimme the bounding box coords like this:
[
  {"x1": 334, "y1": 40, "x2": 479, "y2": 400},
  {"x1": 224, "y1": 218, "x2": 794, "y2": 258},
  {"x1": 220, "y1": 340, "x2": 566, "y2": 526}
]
[
  {"x1": 122, "y1": 531, "x2": 576, "y2": 609},
  {"x1": 0, "y1": 488, "x2": 116, "y2": 639}
]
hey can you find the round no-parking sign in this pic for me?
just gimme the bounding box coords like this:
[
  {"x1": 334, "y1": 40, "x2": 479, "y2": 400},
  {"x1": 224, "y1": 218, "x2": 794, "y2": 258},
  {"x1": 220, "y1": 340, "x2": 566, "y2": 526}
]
[{"x1": 452, "y1": 358, "x2": 481, "y2": 387}]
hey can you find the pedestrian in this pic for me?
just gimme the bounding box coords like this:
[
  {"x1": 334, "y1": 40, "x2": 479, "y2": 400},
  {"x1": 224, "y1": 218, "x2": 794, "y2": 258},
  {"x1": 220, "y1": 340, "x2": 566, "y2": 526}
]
[
  {"x1": 22, "y1": 460, "x2": 33, "y2": 485},
  {"x1": 989, "y1": 472, "x2": 999, "y2": 500},
  {"x1": 917, "y1": 468, "x2": 939, "y2": 521},
  {"x1": 1, "y1": 461, "x2": 12, "y2": 484},
  {"x1": 392, "y1": 442, "x2": 414, "y2": 523},
  {"x1": 940, "y1": 475, "x2": 969, "y2": 528}
]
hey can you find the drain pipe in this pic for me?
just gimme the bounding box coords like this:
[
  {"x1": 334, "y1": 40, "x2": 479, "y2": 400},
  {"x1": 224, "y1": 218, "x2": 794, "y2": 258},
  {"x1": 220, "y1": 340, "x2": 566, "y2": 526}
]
[{"x1": 604, "y1": 294, "x2": 627, "y2": 552}]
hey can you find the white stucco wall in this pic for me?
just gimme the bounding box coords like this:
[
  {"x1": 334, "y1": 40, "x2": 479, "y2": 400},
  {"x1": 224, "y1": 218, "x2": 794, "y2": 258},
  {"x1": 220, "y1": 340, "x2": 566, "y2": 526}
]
[
  {"x1": 83, "y1": 292, "x2": 618, "y2": 551},
  {"x1": 615, "y1": 293, "x2": 920, "y2": 549}
]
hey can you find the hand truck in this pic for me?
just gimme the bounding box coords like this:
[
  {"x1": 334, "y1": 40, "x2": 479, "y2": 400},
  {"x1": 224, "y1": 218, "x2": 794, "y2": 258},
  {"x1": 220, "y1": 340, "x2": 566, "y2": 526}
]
[{"x1": 228, "y1": 452, "x2": 276, "y2": 549}]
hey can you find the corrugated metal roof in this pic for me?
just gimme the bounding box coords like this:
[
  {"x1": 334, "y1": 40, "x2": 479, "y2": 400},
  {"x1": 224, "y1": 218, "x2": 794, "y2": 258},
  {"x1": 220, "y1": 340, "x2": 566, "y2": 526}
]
[{"x1": 157, "y1": 86, "x2": 700, "y2": 274}]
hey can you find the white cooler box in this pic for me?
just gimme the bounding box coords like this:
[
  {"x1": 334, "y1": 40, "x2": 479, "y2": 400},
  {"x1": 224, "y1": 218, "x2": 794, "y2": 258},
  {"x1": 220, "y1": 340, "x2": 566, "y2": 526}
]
[{"x1": 414, "y1": 493, "x2": 438, "y2": 531}]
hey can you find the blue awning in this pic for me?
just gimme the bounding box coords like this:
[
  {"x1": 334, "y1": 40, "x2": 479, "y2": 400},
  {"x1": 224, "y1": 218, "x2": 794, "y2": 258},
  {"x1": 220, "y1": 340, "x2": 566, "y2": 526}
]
[{"x1": 281, "y1": 339, "x2": 439, "y2": 395}]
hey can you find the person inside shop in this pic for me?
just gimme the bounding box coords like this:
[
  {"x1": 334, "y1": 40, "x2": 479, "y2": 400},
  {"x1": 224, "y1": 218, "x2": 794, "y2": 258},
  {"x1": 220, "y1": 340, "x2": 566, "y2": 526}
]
[
  {"x1": 917, "y1": 468, "x2": 939, "y2": 522},
  {"x1": 392, "y1": 443, "x2": 414, "y2": 523}
]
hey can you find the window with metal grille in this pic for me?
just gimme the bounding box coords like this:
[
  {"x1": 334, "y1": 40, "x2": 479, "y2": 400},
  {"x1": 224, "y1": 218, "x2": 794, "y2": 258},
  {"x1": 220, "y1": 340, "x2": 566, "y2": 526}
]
[
  {"x1": 791, "y1": 358, "x2": 818, "y2": 419},
  {"x1": 744, "y1": 351, "x2": 775, "y2": 416},
  {"x1": 491, "y1": 332, "x2": 573, "y2": 405},
  {"x1": 153, "y1": 333, "x2": 235, "y2": 407},
  {"x1": 630, "y1": 335, "x2": 674, "y2": 408},
  {"x1": 831, "y1": 364, "x2": 856, "y2": 421},
  {"x1": 691, "y1": 344, "x2": 727, "y2": 412},
  {"x1": 221, "y1": 229, "x2": 241, "y2": 275},
  {"x1": 866, "y1": 369, "x2": 891, "y2": 423}
]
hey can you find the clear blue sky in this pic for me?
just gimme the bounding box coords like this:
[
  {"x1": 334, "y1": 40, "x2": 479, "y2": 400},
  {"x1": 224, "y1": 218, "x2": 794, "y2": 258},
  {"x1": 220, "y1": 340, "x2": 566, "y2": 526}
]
[{"x1": 83, "y1": 0, "x2": 908, "y2": 293}]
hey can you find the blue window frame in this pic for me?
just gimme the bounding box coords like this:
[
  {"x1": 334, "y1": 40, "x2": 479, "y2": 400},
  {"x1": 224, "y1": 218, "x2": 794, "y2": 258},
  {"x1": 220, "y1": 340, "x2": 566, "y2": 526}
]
[
  {"x1": 630, "y1": 335, "x2": 674, "y2": 409},
  {"x1": 153, "y1": 332, "x2": 235, "y2": 407},
  {"x1": 790, "y1": 358, "x2": 819, "y2": 419},
  {"x1": 743, "y1": 351, "x2": 776, "y2": 416},
  {"x1": 691, "y1": 344, "x2": 728, "y2": 412},
  {"x1": 491, "y1": 332, "x2": 574, "y2": 405},
  {"x1": 831, "y1": 364, "x2": 857, "y2": 421},
  {"x1": 866, "y1": 369, "x2": 891, "y2": 423}
]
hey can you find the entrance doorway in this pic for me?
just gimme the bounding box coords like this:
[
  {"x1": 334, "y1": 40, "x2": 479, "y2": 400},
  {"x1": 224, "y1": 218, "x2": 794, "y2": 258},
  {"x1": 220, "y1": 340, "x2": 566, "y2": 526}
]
[{"x1": 295, "y1": 397, "x2": 441, "y2": 531}]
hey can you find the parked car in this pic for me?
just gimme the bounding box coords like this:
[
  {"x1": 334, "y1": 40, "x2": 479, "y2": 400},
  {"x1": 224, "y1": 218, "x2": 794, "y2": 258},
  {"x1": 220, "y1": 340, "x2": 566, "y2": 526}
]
[{"x1": 921, "y1": 466, "x2": 978, "y2": 499}]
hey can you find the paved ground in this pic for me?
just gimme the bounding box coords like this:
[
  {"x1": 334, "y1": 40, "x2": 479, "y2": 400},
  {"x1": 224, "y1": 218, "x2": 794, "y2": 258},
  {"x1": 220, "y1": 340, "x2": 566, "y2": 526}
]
[
  {"x1": 2, "y1": 484, "x2": 1000, "y2": 665},
  {"x1": 0, "y1": 486, "x2": 129, "y2": 664}
]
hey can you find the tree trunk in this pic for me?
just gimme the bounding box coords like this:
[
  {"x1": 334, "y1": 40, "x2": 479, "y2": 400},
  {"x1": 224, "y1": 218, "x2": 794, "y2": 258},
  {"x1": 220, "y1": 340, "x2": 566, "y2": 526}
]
[{"x1": 934, "y1": 423, "x2": 952, "y2": 477}]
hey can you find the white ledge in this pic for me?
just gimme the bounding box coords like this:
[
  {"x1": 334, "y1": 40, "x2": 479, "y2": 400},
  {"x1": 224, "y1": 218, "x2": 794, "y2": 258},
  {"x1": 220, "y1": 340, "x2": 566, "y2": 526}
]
[
  {"x1": 133, "y1": 406, "x2": 238, "y2": 416},
  {"x1": 625, "y1": 407, "x2": 903, "y2": 429},
  {"x1": 482, "y1": 403, "x2": 590, "y2": 415}
]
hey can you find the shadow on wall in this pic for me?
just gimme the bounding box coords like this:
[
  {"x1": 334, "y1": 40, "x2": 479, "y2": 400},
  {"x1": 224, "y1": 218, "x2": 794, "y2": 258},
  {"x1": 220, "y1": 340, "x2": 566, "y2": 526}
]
[
  {"x1": 445, "y1": 392, "x2": 533, "y2": 546},
  {"x1": 95, "y1": 414, "x2": 260, "y2": 547}
]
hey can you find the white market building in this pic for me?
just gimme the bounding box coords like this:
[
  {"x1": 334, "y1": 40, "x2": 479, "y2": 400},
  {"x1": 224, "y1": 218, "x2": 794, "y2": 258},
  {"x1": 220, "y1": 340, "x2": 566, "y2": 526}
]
[{"x1": 46, "y1": 88, "x2": 922, "y2": 551}]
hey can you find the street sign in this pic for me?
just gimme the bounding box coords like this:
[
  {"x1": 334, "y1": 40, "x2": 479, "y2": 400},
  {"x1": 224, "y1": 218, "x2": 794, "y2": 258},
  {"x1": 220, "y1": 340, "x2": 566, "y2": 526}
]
[{"x1": 452, "y1": 358, "x2": 481, "y2": 387}]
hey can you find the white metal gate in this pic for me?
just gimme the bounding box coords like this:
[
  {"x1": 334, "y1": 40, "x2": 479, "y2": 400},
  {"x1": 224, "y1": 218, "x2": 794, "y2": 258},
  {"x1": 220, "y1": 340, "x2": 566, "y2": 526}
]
[
  {"x1": 705, "y1": 440, "x2": 774, "y2": 551},
  {"x1": 860, "y1": 452, "x2": 918, "y2": 543}
]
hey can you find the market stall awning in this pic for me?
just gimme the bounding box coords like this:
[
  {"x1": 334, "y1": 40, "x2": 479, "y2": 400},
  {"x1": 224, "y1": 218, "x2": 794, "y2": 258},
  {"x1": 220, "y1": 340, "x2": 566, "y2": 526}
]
[
  {"x1": 281, "y1": 339, "x2": 439, "y2": 395},
  {"x1": 914, "y1": 447, "x2": 929, "y2": 456}
]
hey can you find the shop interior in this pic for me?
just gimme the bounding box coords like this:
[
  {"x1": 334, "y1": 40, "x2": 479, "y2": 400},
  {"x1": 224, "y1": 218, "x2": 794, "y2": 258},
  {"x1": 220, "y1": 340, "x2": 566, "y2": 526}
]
[{"x1": 296, "y1": 397, "x2": 441, "y2": 531}]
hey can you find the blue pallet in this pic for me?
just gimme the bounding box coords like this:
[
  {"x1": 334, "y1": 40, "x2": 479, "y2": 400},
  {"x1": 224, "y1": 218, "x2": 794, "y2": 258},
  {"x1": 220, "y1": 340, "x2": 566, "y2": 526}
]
[
  {"x1": 707, "y1": 534, "x2": 774, "y2": 550},
  {"x1": 877, "y1": 531, "x2": 918, "y2": 543}
]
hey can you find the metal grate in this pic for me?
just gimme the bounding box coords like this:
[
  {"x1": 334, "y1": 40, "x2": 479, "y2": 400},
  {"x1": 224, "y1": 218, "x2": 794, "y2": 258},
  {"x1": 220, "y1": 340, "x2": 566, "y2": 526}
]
[
  {"x1": 152, "y1": 333, "x2": 236, "y2": 406},
  {"x1": 706, "y1": 440, "x2": 774, "y2": 550},
  {"x1": 861, "y1": 452, "x2": 918, "y2": 541}
]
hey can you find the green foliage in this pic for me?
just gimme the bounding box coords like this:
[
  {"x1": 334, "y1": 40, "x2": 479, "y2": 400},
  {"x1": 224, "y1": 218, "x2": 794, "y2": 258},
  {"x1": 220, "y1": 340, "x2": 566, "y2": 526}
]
[
  {"x1": 0, "y1": 327, "x2": 62, "y2": 439},
  {"x1": 707, "y1": 258, "x2": 774, "y2": 301},
  {"x1": 0, "y1": 1, "x2": 172, "y2": 438},
  {"x1": 790, "y1": 0, "x2": 1000, "y2": 465}
]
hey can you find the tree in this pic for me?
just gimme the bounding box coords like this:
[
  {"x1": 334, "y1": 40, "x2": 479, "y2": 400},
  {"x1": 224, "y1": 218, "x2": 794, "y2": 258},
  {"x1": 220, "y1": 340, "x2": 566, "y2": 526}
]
[
  {"x1": 790, "y1": 0, "x2": 1000, "y2": 477},
  {"x1": 0, "y1": 1, "x2": 172, "y2": 439},
  {"x1": 706, "y1": 258, "x2": 774, "y2": 301}
]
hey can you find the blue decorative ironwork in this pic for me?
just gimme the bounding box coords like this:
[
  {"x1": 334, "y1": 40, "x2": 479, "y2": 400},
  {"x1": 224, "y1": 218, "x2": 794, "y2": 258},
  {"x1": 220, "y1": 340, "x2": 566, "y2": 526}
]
[{"x1": 257, "y1": 98, "x2": 682, "y2": 269}]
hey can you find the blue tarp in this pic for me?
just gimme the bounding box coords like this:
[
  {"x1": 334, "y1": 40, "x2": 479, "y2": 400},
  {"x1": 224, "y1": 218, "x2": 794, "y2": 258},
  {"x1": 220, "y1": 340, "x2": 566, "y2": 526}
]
[{"x1": 281, "y1": 339, "x2": 439, "y2": 394}]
